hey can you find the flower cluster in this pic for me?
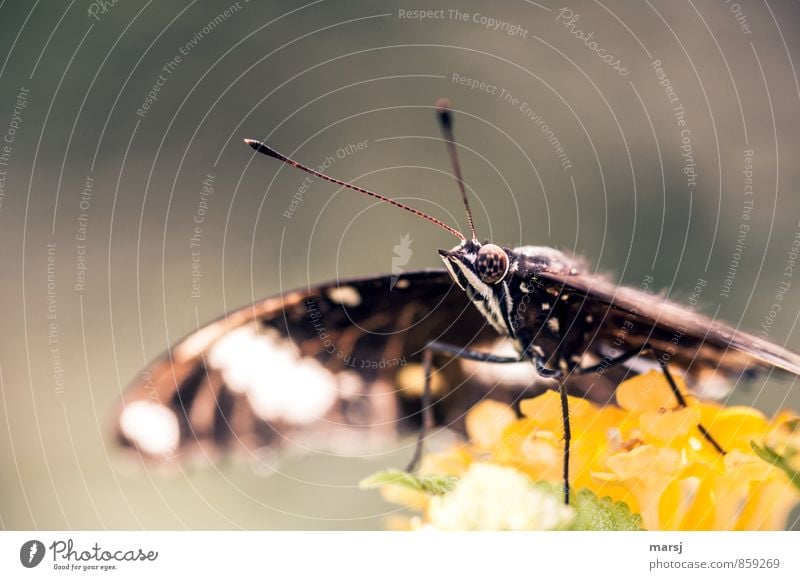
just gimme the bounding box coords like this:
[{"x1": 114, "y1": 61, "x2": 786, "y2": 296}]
[
  {"x1": 371, "y1": 370, "x2": 800, "y2": 530},
  {"x1": 425, "y1": 463, "x2": 575, "y2": 531}
]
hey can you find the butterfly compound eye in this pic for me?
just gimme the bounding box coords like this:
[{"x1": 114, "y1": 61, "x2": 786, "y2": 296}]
[{"x1": 475, "y1": 244, "x2": 509, "y2": 284}]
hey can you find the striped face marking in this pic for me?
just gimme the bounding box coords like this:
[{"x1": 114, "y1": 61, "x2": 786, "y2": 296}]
[{"x1": 439, "y1": 241, "x2": 513, "y2": 336}]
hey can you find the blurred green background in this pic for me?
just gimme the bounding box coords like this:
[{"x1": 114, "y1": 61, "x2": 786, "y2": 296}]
[{"x1": 1, "y1": 0, "x2": 800, "y2": 529}]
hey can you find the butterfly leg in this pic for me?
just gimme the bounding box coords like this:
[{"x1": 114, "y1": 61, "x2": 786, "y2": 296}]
[
  {"x1": 422, "y1": 341, "x2": 524, "y2": 363},
  {"x1": 557, "y1": 374, "x2": 572, "y2": 505},
  {"x1": 404, "y1": 341, "x2": 526, "y2": 473},
  {"x1": 577, "y1": 344, "x2": 726, "y2": 455},
  {"x1": 531, "y1": 357, "x2": 572, "y2": 504},
  {"x1": 534, "y1": 356, "x2": 566, "y2": 378},
  {"x1": 405, "y1": 349, "x2": 434, "y2": 472}
]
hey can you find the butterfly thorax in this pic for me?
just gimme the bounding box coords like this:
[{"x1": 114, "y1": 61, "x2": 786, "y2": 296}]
[{"x1": 440, "y1": 242, "x2": 600, "y2": 371}]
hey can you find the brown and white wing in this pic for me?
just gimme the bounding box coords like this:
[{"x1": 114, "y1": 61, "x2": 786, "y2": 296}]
[
  {"x1": 537, "y1": 267, "x2": 800, "y2": 377},
  {"x1": 114, "y1": 270, "x2": 545, "y2": 462}
]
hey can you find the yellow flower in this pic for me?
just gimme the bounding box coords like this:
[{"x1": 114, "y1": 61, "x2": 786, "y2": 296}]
[{"x1": 390, "y1": 370, "x2": 800, "y2": 530}]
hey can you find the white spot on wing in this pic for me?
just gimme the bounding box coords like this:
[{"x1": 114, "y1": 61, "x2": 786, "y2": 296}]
[
  {"x1": 326, "y1": 286, "x2": 361, "y2": 307},
  {"x1": 120, "y1": 401, "x2": 180, "y2": 456},
  {"x1": 208, "y1": 326, "x2": 337, "y2": 425}
]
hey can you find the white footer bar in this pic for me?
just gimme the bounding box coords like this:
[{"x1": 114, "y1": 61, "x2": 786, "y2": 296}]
[{"x1": 1, "y1": 531, "x2": 797, "y2": 579}]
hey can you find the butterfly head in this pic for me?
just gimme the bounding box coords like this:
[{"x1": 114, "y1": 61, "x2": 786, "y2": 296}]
[{"x1": 439, "y1": 240, "x2": 511, "y2": 302}]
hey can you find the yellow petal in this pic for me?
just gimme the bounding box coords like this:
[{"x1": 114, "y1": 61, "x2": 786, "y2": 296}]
[
  {"x1": 616, "y1": 370, "x2": 688, "y2": 413},
  {"x1": 605, "y1": 445, "x2": 682, "y2": 480},
  {"x1": 420, "y1": 449, "x2": 472, "y2": 477},
  {"x1": 515, "y1": 430, "x2": 564, "y2": 484},
  {"x1": 639, "y1": 406, "x2": 701, "y2": 444},
  {"x1": 724, "y1": 449, "x2": 775, "y2": 480},
  {"x1": 604, "y1": 445, "x2": 683, "y2": 530},
  {"x1": 765, "y1": 414, "x2": 800, "y2": 460},
  {"x1": 519, "y1": 390, "x2": 594, "y2": 432},
  {"x1": 465, "y1": 400, "x2": 517, "y2": 449},
  {"x1": 703, "y1": 406, "x2": 769, "y2": 452},
  {"x1": 735, "y1": 478, "x2": 800, "y2": 530},
  {"x1": 679, "y1": 476, "x2": 717, "y2": 530},
  {"x1": 712, "y1": 450, "x2": 775, "y2": 530},
  {"x1": 493, "y1": 419, "x2": 534, "y2": 464},
  {"x1": 658, "y1": 479, "x2": 685, "y2": 530}
]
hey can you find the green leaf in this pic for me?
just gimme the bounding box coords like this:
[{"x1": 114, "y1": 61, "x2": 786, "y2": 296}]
[
  {"x1": 751, "y1": 442, "x2": 800, "y2": 492},
  {"x1": 529, "y1": 482, "x2": 642, "y2": 530},
  {"x1": 359, "y1": 469, "x2": 458, "y2": 496},
  {"x1": 569, "y1": 488, "x2": 644, "y2": 531},
  {"x1": 751, "y1": 441, "x2": 782, "y2": 464}
]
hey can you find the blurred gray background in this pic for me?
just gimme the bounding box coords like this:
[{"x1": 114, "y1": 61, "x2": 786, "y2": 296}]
[{"x1": 1, "y1": 0, "x2": 800, "y2": 529}]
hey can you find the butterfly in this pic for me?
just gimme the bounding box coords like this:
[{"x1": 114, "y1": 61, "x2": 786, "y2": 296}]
[{"x1": 115, "y1": 99, "x2": 800, "y2": 503}]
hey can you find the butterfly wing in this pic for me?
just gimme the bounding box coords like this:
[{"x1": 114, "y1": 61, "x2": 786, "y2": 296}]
[
  {"x1": 535, "y1": 265, "x2": 800, "y2": 377},
  {"x1": 114, "y1": 270, "x2": 550, "y2": 461}
]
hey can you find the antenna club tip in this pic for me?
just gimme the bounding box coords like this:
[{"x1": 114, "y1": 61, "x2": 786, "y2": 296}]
[
  {"x1": 436, "y1": 97, "x2": 453, "y2": 129},
  {"x1": 244, "y1": 138, "x2": 284, "y2": 160},
  {"x1": 436, "y1": 97, "x2": 452, "y2": 112}
]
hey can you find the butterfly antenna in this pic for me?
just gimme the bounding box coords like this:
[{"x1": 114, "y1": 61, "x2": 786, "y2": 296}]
[
  {"x1": 436, "y1": 98, "x2": 478, "y2": 242},
  {"x1": 244, "y1": 139, "x2": 465, "y2": 241}
]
